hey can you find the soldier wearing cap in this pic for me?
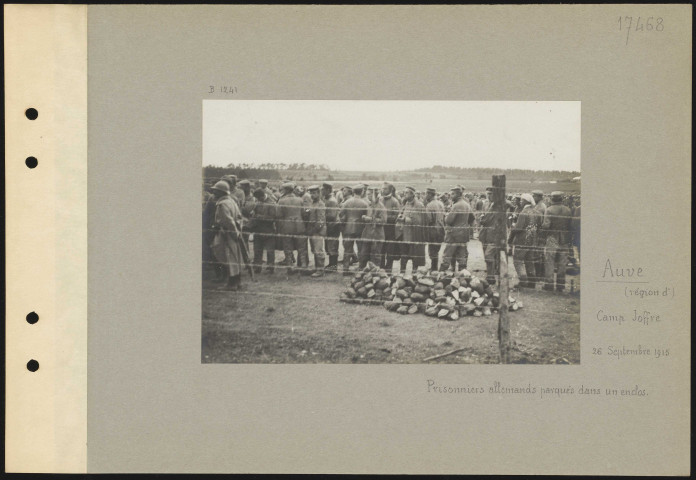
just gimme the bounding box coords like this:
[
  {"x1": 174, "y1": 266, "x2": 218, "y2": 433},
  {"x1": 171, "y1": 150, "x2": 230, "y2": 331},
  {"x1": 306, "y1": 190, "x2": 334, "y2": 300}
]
[
  {"x1": 338, "y1": 184, "x2": 368, "y2": 274},
  {"x1": 541, "y1": 191, "x2": 572, "y2": 291},
  {"x1": 380, "y1": 181, "x2": 402, "y2": 271},
  {"x1": 304, "y1": 185, "x2": 327, "y2": 277},
  {"x1": 210, "y1": 181, "x2": 245, "y2": 290},
  {"x1": 276, "y1": 182, "x2": 308, "y2": 273},
  {"x1": 249, "y1": 188, "x2": 277, "y2": 273},
  {"x1": 321, "y1": 182, "x2": 341, "y2": 272},
  {"x1": 395, "y1": 186, "x2": 426, "y2": 272},
  {"x1": 358, "y1": 186, "x2": 387, "y2": 268},
  {"x1": 440, "y1": 186, "x2": 474, "y2": 272},
  {"x1": 508, "y1": 193, "x2": 539, "y2": 288},
  {"x1": 424, "y1": 187, "x2": 445, "y2": 271},
  {"x1": 478, "y1": 186, "x2": 500, "y2": 284}
]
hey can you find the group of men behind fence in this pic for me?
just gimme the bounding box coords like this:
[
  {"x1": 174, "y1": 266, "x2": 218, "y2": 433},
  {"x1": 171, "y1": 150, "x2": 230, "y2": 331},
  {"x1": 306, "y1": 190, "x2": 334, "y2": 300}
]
[{"x1": 203, "y1": 175, "x2": 579, "y2": 292}]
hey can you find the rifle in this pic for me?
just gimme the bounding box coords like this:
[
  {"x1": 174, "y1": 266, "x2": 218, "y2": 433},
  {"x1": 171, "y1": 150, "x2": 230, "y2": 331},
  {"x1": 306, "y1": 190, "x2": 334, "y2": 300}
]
[{"x1": 236, "y1": 232, "x2": 255, "y2": 281}]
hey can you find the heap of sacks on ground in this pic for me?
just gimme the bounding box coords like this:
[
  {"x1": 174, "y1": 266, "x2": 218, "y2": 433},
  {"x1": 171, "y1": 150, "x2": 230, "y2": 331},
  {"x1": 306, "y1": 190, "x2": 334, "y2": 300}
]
[{"x1": 339, "y1": 262, "x2": 523, "y2": 320}]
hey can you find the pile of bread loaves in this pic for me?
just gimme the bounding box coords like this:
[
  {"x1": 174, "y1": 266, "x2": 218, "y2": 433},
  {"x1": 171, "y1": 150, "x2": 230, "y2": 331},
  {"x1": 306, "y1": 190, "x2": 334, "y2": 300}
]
[{"x1": 339, "y1": 262, "x2": 523, "y2": 320}]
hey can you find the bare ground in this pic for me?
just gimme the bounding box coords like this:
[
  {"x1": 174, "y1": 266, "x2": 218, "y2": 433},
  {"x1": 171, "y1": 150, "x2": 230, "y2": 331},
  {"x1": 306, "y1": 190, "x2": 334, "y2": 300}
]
[{"x1": 202, "y1": 240, "x2": 580, "y2": 364}]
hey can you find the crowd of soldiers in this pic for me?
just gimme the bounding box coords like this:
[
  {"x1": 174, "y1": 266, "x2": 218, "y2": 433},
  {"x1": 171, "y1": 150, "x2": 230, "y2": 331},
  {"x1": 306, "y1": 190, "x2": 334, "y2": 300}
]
[{"x1": 203, "y1": 174, "x2": 581, "y2": 292}]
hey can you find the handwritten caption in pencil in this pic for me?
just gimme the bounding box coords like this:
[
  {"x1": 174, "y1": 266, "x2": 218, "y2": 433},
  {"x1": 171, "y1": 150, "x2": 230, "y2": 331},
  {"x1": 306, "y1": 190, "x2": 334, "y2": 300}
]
[{"x1": 618, "y1": 16, "x2": 664, "y2": 45}]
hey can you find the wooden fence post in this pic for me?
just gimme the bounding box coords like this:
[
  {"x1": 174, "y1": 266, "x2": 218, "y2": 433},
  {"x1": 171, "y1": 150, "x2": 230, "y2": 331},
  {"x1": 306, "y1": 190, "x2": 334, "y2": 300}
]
[{"x1": 492, "y1": 175, "x2": 510, "y2": 364}]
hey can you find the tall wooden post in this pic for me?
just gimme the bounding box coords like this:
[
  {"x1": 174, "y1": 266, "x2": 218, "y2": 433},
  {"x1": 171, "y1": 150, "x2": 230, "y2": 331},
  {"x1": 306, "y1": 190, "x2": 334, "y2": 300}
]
[{"x1": 492, "y1": 175, "x2": 510, "y2": 364}]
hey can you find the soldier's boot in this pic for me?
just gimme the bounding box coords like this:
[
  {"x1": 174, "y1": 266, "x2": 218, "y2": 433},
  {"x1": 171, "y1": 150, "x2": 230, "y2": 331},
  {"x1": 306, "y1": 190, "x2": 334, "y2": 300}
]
[
  {"x1": 485, "y1": 260, "x2": 496, "y2": 285},
  {"x1": 325, "y1": 255, "x2": 338, "y2": 272},
  {"x1": 556, "y1": 276, "x2": 566, "y2": 292},
  {"x1": 285, "y1": 257, "x2": 296, "y2": 274},
  {"x1": 310, "y1": 255, "x2": 324, "y2": 277},
  {"x1": 342, "y1": 254, "x2": 352, "y2": 275}
]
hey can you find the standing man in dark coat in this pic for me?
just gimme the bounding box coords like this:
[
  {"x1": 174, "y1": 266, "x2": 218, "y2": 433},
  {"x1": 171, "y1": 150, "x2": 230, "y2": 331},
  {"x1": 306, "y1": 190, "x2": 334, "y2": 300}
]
[
  {"x1": 359, "y1": 186, "x2": 387, "y2": 268},
  {"x1": 395, "y1": 186, "x2": 426, "y2": 273},
  {"x1": 571, "y1": 199, "x2": 581, "y2": 262},
  {"x1": 322, "y1": 182, "x2": 341, "y2": 272},
  {"x1": 305, "y1": 185, "x2": 327, "y2": 277},
  {"x1": 338, "y1": 184, "x2": 368, "y2": 275},
  {"x1": 424, "y1": 187, "x2": 446, "y2": 272},
  {"x1": 531, "y1": 189, "x2": 547, "y2": 286},
  {"x1": 508, "y1": 193, "x2": 538, "y2": 288},
  {"x1": 249, "y1": 188, "x2": 277, "y2": 274},
  {"x1": 478, "y1": 186, "x2": 500, "y2": 284},
  {"x1": 440, "y1": 186, "x2": 474, "y2": 272},
  {"x1": 276, "y1": 182, "x2": 308, "y2": 274},
  {"x1": 380, "y1": 182, "x2": 401, "y2": 271},
  {"x1": 542, "y1": 191, "x2": 572, "y2": 292}
]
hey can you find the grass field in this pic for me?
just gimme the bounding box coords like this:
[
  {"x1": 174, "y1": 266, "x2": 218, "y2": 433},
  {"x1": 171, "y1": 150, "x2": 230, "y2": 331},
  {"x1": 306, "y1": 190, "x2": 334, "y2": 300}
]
[
  {"x1": 202, "y1": 240, "x2": 581, "y2": 364},
  {"x1": 204, "y1": 169, "x2": 581, "y2": 195}
]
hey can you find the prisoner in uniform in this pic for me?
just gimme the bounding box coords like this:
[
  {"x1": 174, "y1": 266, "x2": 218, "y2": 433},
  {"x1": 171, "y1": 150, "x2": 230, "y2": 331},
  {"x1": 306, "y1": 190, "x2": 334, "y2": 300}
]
[
  {"x1": 508, "y1": 193, "x2": 538, "y2": 288},
  {"x1": 424, "y1": 187, "x2": 446, "y2": 271},
  {"x1": 395, "y1": 186, "x2": 426, "y2": 272},
  {"x1": 359, "y1": 186, "x2": 387, "y2": 269},
  {"x1": 338, "y1": 186, "x2": 356, "y2": 266},
  {"x1": 305, "y1": 185, "x2": 327, "y2": 277},
  {"x1": 258, "y1": 179, "x2": 277, "y2": 202},
  {"x1": 440, "y1": 186, "x2": 474, "y2": 272},
  {"x1": 322, "y1": 182, "x2": 341, "y2": 272},
  {"x1": 542, "y1": 191, "x2": 572, "y2": 292},
  {"x1": 276, "y1": 182, "x2": 308, "y2": 273},
  {"x1": 338, "y1": 184, "x2": 368, "y2": 274},
  {"x1": 274, "y1": 182, "x2": 294, "y2": 264},
  {"x1": 250, "y1": 188, "x2": 277, "y2": 274},
  {"x1": 531, "y1": 189, "x2": 547, "y2": 286},
  {"x1": 380, "y1": 182, "x2": 402, "y2": 271},
  {"x1": 478, "y1": 186, "x2": 500, "y2": 284},
  {"x1": 571, "y1": 201, "x2": 581, "y2": 262}
]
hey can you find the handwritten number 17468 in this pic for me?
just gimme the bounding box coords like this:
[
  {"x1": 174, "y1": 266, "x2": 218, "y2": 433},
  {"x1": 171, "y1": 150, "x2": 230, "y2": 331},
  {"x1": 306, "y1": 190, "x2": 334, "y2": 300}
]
[{"x1": 618, "y1": 16, "x2": 664, "y2": 45}]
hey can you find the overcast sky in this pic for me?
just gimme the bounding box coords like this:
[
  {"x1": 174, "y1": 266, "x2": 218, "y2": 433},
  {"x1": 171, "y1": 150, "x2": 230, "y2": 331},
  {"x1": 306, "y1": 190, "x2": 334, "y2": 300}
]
[{"x1": 203, "y1": 101, "x2": 580, "y2": 172}]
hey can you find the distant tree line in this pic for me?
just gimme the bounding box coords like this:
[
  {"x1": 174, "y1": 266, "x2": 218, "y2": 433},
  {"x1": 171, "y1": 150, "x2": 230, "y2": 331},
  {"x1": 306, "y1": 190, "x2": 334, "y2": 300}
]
[
  {"x1": 203, "y1": 165, "x2": 282, "y2": 181},
  {"x1": 227, "y1": 162, "x2": 330, "y2": 171},
  {"x1": 415, "y1": 166, "x2": 580, "y2": 181}
]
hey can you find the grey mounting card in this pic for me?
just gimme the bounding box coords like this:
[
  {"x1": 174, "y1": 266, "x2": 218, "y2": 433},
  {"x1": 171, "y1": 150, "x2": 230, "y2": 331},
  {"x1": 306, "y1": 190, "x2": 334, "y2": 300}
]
[{"x1": 4, "y1": 4, "x2": 691, "y2": 475}]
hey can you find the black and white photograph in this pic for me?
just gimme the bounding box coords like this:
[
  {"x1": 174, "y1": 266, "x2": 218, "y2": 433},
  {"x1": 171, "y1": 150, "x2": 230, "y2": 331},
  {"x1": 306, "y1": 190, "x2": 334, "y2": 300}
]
[{"x1": 202, "y1": 101, "x2": 581, "y2": 364}]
